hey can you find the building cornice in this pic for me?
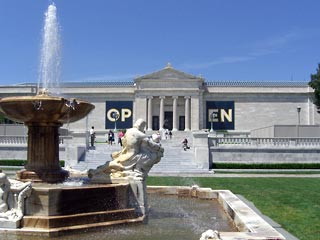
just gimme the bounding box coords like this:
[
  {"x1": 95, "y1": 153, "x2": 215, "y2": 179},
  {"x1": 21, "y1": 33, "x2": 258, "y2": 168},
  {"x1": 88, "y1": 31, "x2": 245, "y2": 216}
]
[{"x1": 205, "y1": 81, "x2": 308, "y2": 87}]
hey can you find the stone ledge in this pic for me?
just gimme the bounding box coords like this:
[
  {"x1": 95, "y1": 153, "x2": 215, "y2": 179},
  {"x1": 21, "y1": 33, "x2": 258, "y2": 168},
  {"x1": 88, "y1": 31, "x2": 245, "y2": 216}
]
[{"x1": 147, "y1": 186, "x2": 286, "y2": 240}]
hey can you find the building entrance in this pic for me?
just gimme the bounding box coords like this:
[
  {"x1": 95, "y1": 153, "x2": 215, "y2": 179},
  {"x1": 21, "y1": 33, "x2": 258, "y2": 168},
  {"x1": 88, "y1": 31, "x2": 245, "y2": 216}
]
[
  {"x1": 152, "y1": 116, "x2": 159, "y2": 130},
  {"x1": 179, "y1": 116, "x2": 185, "y2": 131},
  {"x1": 164, "y1": 111, "x2": 173, "y2": 130}
]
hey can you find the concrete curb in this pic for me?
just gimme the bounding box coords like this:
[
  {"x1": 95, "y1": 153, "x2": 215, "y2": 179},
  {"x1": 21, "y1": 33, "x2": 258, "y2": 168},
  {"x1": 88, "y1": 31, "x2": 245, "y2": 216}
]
[{"x1": 236, "y1": 194, "x2": 299, "y2": 240}]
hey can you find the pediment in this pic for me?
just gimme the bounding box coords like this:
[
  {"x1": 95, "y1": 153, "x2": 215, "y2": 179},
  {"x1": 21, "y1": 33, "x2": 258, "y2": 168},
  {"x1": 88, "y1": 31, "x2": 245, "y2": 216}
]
[
  {"x1": 135, "y1": 64, "x2": 200, "y2": 81},
  {"x1": 134, "y1": 64, "x2": 205, "y2": 91}
]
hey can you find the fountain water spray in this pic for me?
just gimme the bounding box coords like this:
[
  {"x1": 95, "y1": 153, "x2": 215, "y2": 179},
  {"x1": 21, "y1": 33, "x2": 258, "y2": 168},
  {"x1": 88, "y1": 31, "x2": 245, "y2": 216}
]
[
  {"x1": 38, "y1": 3, "x2": 61, "y2": 95},
  {"x1": 0, "y1": 2, "x2": 95, "y2": 183}
]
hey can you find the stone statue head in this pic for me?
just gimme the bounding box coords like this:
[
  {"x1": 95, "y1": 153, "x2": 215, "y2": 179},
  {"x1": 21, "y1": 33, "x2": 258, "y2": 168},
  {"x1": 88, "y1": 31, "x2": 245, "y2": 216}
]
[
  {"x1": 133, "y1": 119, "x2": 146, "y2": 132},
  {"x1": 0, "y1": 173, "x2": 8, "y2": 186}
]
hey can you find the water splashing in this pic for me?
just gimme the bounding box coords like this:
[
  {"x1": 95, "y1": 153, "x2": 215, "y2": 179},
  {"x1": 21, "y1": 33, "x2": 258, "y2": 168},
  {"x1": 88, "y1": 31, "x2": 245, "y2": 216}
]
[{"x1": 38, "y1": 3, "x2": 61, "y2": 95}]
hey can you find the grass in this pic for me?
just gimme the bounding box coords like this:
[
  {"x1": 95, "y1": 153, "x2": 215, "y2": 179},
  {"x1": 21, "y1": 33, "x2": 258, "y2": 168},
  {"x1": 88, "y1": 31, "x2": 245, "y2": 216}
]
[{"x1": 147, "y1": 177, "x2": 320, "y2": 240}]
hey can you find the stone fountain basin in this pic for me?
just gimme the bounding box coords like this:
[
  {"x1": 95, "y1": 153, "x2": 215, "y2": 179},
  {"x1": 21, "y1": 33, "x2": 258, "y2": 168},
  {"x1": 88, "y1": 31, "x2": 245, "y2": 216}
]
[
  {"x1": 0, "y1": 185, "x2": 286, "y2": 239},
  {"x1": 0, "y1": 95, "x2": 94, "y2": 124}
]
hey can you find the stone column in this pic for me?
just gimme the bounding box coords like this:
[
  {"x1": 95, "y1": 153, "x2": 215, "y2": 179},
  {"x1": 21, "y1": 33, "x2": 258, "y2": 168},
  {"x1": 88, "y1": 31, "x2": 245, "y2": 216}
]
[
  {"x1": 147, "y1": 96, "x2": 153, "y2": 131},
  {"x1": 159, "y1": 96, "x2": 165, "y2": 130},
  {"x1": 172, "y1": 96, "x2": 178, "y2": 131},
  {"x1": 17, "y1": 123, "x2": 69, "y2": 183},
  {"x1": 191, "y1": 95, "x2": 201, "y2": 131},
  {"x1": 134, "y1": 96, "x2": 147, "y2": 124},
  {"x1": 184, "y1": 96, "x2": 190, "y2": 131}
]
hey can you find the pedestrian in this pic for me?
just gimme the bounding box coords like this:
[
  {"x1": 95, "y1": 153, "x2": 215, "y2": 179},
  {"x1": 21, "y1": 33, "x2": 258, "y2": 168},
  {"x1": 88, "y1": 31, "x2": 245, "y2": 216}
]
[
  {"x1": 90, "y1": 126, "x2": 95, "y2": 149},
  {"x1": 118, "y1": 130, "x2": 124, "y2": 146},
  {"x1": 169, "y1": 130, "x2": 172, "y2": 139},
  {"x1": 108, "y1": 130, "x2": 114, "y2": 145},
  {"x1": 165, "y1": 129, "x2": 169, "y2": 139},
  {"x1": 182, "y1": 138, "x2": 190, "y2": 151}
]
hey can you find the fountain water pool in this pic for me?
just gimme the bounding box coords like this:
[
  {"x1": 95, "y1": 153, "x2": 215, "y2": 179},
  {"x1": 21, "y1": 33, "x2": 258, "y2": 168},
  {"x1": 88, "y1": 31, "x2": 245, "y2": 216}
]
[
  {"x1": 2, "y1": 193, "x2": 236, "y2": 240},
  {"x1": 0, "y1": 185, "x2": 286, "y2": 239}
]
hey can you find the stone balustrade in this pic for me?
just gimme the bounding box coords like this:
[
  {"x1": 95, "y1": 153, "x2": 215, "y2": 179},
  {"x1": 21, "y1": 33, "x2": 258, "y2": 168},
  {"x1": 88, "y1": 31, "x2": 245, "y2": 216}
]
[
  {"x1": 209, "y1": 137, "x2": 320, "y2": 147},
  {"x1": 0, "y1": 136, "x2": 66, "y2": 145},
  {"x1": 0, "y1": 136, "x2": 28, "y2": 145}
]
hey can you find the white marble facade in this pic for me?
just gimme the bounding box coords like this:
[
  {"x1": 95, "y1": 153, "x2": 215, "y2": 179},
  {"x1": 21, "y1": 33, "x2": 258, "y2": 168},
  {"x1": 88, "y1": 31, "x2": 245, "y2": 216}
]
[{"x1": 0, "y1": 64, "x2": 319, "y2": 134}]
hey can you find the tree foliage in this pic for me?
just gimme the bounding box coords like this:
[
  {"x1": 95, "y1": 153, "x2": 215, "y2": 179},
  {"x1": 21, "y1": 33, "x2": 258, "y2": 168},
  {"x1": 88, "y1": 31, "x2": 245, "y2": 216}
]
[{"x1": 308, "y1": 63, "x2": 320, "y2": 111}]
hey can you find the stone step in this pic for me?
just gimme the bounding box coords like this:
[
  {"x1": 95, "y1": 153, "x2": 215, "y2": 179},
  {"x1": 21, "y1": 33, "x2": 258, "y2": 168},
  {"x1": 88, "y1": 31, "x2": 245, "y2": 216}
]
[
  {"x1": 72, "y1": 139, "x2": 202, "y2": 173},
  {"x1": 22, "y1": 208, "x2": 138, "y2": 229},
  {"x1": 22, "y1": 214, "x2": 144, "y2": 237}
]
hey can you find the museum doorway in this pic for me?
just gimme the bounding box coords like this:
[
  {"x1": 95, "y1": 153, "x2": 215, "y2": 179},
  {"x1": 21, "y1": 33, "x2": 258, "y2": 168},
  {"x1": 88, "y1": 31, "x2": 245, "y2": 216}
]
[
  {"x1": 164, "y1": 111, "x2": 173, "y2": 130},
  {"x1": 179, "y1": 116, "x2": 185, "y2": 131},
  {"x1": 152, "y1": 116, "x2": 159, "y2": 130}
]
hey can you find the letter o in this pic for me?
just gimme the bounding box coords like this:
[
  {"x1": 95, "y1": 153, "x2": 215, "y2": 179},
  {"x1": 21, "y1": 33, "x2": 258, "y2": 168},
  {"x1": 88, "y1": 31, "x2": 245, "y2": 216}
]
[{"x1": 107, "y1": 109, "x2": 120, "y2": 122}]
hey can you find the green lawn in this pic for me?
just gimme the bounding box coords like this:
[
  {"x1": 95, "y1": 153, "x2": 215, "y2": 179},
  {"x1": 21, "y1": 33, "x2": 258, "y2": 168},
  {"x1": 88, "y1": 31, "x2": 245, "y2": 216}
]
[{"x1": 147, "y1": 177, "x2": 320, "y2": 240}]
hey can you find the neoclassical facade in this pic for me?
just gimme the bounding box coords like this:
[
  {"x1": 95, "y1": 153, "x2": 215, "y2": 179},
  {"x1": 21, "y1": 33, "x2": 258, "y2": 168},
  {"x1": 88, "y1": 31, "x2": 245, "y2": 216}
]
[{"x1": 0, "y1": 64, "x2": 319, "y2": 135}]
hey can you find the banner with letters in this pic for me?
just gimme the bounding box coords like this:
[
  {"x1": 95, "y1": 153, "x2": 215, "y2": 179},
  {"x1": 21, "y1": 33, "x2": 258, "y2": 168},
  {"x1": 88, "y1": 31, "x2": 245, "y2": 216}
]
[
  {"x1": 206, "y1": 101, "x2": 235, "y2": 130},
  {"x1": 105, "y1": 101, "x2": 133, "y2": 129}
]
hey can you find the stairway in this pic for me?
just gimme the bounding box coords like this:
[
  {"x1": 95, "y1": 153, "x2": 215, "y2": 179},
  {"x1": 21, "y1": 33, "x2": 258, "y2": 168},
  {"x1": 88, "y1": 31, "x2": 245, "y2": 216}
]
[
  {"x1": 72, "y1": 131, "x2": 208, "y2": 174},
  {"x1": 150, "y1": 132, "x2": 206, "y2": 174},
  {"x1": 73, "y1": 143, "x2": 121, "y2": 171}
]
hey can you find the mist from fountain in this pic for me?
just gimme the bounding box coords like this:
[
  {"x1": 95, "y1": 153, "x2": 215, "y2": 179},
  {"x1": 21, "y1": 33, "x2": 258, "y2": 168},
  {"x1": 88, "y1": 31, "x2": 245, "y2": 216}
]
[{"x1": 38, "y1": 3, "x2": 61, "y2": 95}]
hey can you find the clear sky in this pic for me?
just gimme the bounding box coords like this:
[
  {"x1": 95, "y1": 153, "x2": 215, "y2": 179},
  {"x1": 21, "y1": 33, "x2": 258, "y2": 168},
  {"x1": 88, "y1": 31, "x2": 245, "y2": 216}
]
[{"x1": 0, "y1": 0, "x2": 320, "y2": 86}]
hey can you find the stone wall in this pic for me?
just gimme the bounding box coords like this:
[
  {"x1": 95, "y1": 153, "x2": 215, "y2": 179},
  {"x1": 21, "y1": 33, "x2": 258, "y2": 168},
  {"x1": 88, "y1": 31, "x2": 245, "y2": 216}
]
[
  {"x1": 191, "y1": 133, "x2": 320, "y2": 169},
  {"x1": 210, "y1": 147, "x2": 320, "y2": 166},
  {"x1": 251, "y1": 125, "x2": 320, "y2": 137}
]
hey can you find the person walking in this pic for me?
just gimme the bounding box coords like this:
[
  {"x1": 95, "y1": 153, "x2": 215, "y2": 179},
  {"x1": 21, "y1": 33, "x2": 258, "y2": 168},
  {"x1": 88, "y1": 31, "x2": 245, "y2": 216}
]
[
  {"x1": 182, "y1": 138, "x2": 190, "y2": 151},
  {"x1": 90, "y1": 126, "x2": 95, "y2": 149},
  {"x1": 118, "y1": 130, "x2": 124, "y2": 147},
  {"x1": 108, "y1": 130, "x2": 114, "y2": 145}
]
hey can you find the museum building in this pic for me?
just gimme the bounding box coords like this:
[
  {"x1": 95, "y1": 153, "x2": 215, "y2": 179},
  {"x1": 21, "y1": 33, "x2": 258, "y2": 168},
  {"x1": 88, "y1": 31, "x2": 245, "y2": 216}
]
[{"x1": 0, "y1": 63, "x2": 319, "y2": 135}]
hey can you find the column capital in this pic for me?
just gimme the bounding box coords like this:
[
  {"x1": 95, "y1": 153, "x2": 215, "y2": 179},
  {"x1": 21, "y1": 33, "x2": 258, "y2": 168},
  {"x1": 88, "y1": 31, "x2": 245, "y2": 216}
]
[
  {"x1": 184, "y1": 96, "x2": 191, "y2": 99},
  {"x1": 147, "y1": 96, "x2": 153, "y2": 99},
  {"x1": 172, "y1": 96, "x2": 179, "y2": 99},
  {"x1": 159, "y1": 96, "x2": 166, "y2": 99}
]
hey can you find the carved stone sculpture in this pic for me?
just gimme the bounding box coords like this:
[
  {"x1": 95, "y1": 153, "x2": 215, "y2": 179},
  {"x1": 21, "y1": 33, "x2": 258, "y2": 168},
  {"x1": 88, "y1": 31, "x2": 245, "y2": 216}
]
[
  {"x1": 88, "y1": 119, "x2": 164, "y2": 216},
  {"x1": 88, "y1": 118, "x2": 164, "y2": 182},
  {"x1": 199, "y1": 230, "x2": 221, "y2": 240},
  {"x1": 0, "y1": 172, "x2": 32, "y2": 228}
]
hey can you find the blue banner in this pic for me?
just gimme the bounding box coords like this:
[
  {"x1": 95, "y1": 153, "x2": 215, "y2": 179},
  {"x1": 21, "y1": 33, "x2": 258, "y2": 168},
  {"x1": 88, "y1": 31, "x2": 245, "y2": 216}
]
[
  {"x1": 206, "y1": 101, "x2": 235, "y2": 130},
  {"x1": 105, "y1": 101, "x2": 133, "y2": 129}
]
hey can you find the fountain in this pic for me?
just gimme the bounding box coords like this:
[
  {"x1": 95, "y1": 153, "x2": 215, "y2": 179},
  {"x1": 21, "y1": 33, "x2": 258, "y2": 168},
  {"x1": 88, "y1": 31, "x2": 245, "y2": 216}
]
[
  {"x1": 0, "y1": 3, "x2": 286, "y2": 240},
  {"x1": 0, "y1": 4, "x2": 161, "y2": 235},
  {"x1": 0, "y1": 3, "x2": 94, "y2": 183}
]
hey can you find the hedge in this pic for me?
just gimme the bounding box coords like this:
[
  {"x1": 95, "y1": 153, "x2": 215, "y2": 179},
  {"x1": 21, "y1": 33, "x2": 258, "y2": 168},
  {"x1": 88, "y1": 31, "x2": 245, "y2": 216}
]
[{"x1": 0, "y1": 160, "x2": 65, "y2": 167}]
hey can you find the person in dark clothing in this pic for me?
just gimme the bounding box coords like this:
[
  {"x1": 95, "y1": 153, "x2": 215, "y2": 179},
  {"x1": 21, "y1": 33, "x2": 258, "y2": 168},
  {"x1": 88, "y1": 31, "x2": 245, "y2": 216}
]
[
  {"x1": 108, "y1": 130, "x2": 114, "y2": 145},
  {"x1": 182, "y1": 138, "x2": 190, "y2": 151}
]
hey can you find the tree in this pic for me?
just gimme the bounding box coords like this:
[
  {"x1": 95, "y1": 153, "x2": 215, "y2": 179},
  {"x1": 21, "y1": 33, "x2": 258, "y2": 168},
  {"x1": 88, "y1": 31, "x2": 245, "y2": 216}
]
[{"x1": 308, "y1": 63, "x2": 320, "y2": 112}]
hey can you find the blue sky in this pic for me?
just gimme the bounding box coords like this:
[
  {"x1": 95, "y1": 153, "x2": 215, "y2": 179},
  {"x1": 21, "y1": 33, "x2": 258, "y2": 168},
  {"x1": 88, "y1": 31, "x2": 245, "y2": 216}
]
[{"x1": 0, "y1": 0, "x2": 320, "y2": 85}]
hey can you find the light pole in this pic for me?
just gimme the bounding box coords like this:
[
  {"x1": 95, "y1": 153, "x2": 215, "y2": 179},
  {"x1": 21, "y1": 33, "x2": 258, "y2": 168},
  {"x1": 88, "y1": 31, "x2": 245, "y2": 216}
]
[
  {"x1": 297, "y1": 106, "x2": 301, "y2": 125},
  {"x1": 112, "y1": 112, "x2": 119, "y2": 132},
  {"x1": 297, "y1": 106, "x2": 301, "y2": 138},
  {"x1": 210, "y1": 112, "x2": 214, "y2": 133}
]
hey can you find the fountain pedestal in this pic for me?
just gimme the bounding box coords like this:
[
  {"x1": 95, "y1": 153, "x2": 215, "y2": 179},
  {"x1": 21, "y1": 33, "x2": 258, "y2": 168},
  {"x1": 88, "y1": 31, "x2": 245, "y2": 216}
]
[
  {"x1": 0, "y1": 94, "x2": 95, "y2": 183},
  {"x1": 17, "y1": 123, "x2": 69, "y2": 183}
]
